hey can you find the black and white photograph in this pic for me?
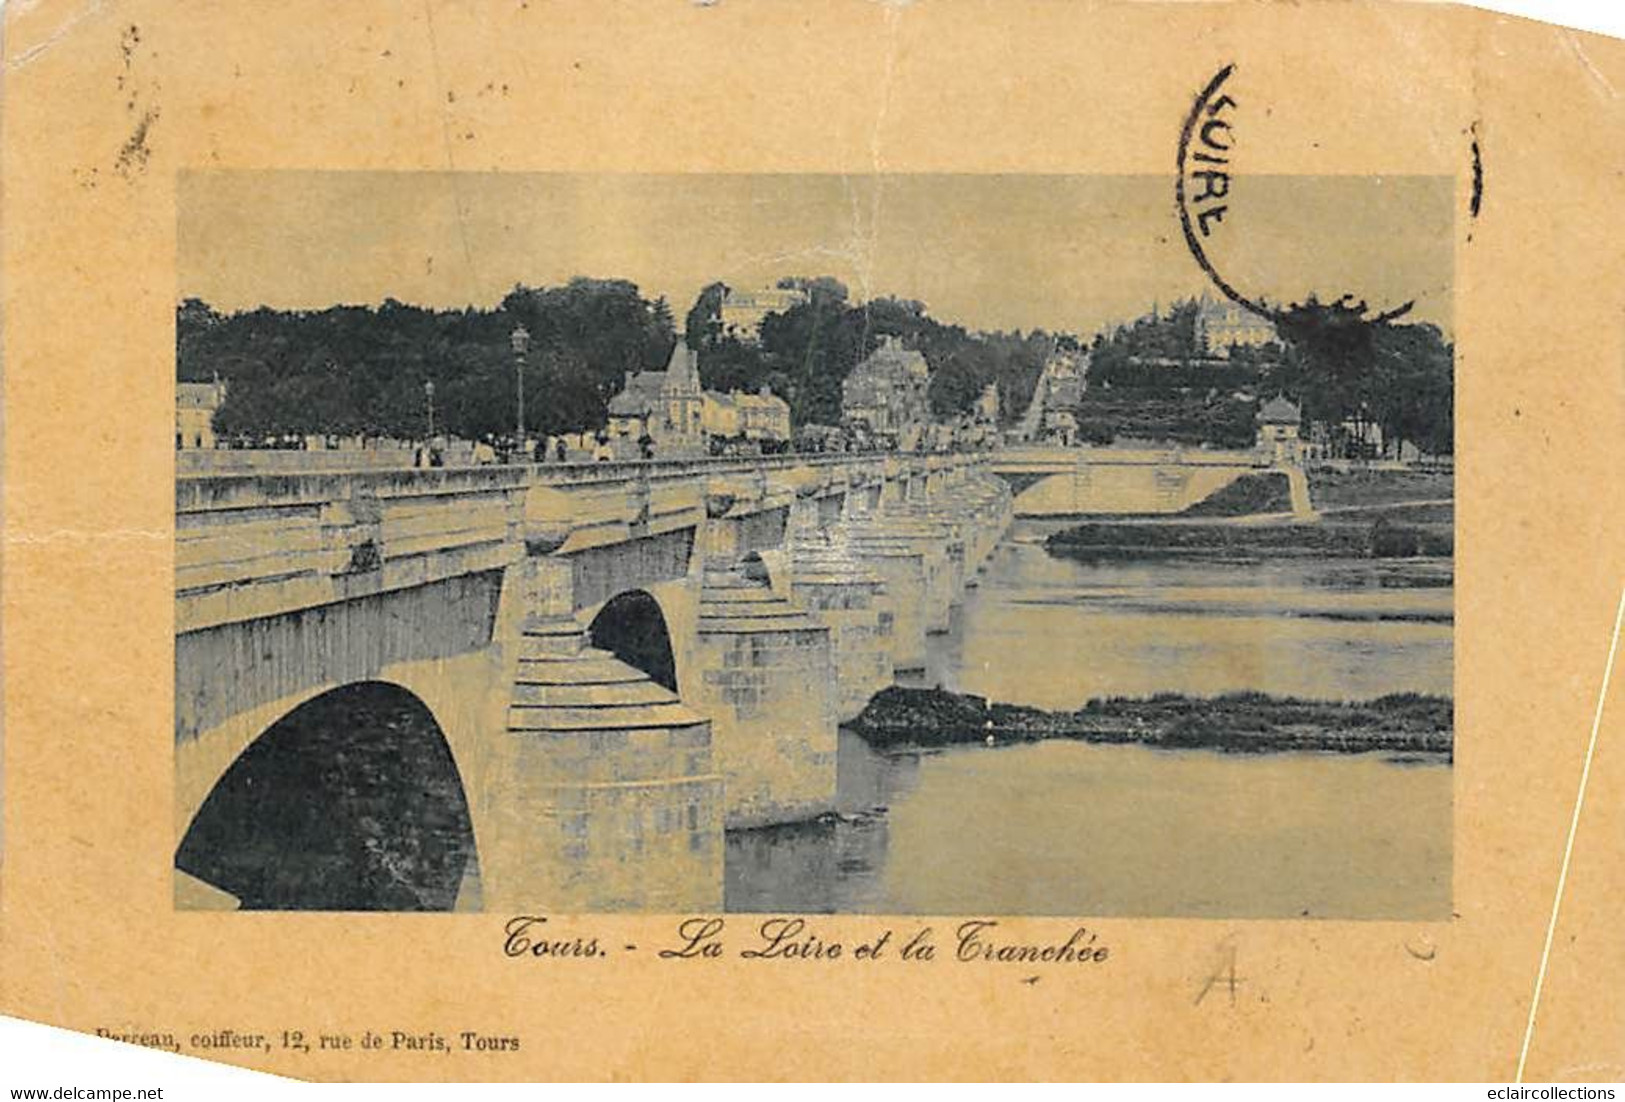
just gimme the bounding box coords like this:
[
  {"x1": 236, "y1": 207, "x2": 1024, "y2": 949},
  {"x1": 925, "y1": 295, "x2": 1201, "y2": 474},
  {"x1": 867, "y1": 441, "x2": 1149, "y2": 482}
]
[{"x1": 173, "y1": 170, "x2": 1454, "y2": 918}]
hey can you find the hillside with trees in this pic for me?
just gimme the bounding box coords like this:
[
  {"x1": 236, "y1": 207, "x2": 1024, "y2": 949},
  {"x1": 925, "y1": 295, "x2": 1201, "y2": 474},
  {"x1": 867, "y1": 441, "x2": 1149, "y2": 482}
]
[
  {"x1": 177, "y1": 278, "x2": 1451, "y2": 459},
  {"x1": 687, "y1": 277, "x2": 1055, "y2": 428},
  {"x1": 179, "y1": 275, "x2": 1060, "y2": 443},
  {"x1": 1073, "y1": 298, "x2": 1267, "y2": 448},
  {"x1": 1076, "y1": 296, "x2": 1452, "y2": 457}
]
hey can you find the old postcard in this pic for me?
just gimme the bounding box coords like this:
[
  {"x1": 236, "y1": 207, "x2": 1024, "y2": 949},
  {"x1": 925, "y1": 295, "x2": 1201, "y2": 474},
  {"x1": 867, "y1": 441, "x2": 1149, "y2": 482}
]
[{"x1": 2, "y1": 0, "x2": 1622, "y2": 1083}]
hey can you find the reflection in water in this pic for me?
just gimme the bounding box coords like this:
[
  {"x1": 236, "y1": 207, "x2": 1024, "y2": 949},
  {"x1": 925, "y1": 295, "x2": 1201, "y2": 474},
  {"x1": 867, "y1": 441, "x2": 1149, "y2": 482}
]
[
  {"x1": 728, "y1": 732, "x2": 1450, "y2": 918},
  {"x1": 726, "y1": 530, "x2": 1453, "y2": 918},
  {"x1": 922, "y1": 538, "x2": 1453, "y2": 710},
  {"x1": 726, "y1": 734, "x2": 919, "y2": 913}
]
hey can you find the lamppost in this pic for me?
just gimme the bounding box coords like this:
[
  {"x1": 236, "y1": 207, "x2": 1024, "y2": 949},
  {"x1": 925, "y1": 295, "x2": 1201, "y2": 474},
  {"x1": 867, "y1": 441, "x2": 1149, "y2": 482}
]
[
  {"x1": 510, "y1": 323, "x2": 531, "y2": 454},
  {"x1": 424, "y1": 380, "x2": 436, "y2": 442}
]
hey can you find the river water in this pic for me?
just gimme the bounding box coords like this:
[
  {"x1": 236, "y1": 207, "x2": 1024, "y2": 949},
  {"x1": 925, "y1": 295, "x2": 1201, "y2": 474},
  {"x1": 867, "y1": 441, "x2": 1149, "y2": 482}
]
[{"x1": 725, "y1": 526, "x2": 1453, "y2": 919}]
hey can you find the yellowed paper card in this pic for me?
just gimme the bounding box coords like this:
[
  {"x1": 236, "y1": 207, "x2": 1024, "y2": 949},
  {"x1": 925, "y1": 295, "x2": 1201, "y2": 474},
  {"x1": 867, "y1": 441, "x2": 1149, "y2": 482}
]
[{"x1": 2, "y1": 0, "x2": 1622, "y2": 1083}]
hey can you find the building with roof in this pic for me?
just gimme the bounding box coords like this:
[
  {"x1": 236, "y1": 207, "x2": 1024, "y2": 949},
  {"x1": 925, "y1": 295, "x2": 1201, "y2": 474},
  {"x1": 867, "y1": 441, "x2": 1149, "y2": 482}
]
[
  {"x1": 607, "y1": 345, "x2": 791, "y2": 456},
  {"x1": 1255, "y1": 395, "x2": 1303, "y2": 464},
  {"x1": 736, "y1": 386, "x2": 791, "y2": 444},
  {"x1": 840, "y1": 336, "x2": 931, "y2": 444},
  {"x1": 701, "y1": 390, "x2": 742, "y2": 440},
  {"x1": 700, "y1": 386, "x2": 790, "y2": 451},
  {"x1": 606, "y1": 343, "x2": 706, "y2": 455},
  {"x1": 1196, "y1": 292, "x2": 1277, "y2": 357},
  {"x1": 719, "y1": 285, "x2": 809, "y2": 344},
  {"x1": 177, "y1": 381, "x2": 227, "y2": 449}
]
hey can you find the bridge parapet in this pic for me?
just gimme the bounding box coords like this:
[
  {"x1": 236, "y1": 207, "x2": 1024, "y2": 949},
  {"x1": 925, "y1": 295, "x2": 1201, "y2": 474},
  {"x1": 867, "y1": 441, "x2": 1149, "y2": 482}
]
[
  {"x1": 992, "y1": 444, "x2": 1265, "y2": 471},
  {"x1": 702, "y1": 466, "x2": 773, "y2": 516},
  {"x1": 779, "y1": 464, "x2": 830, "y2": 500},
  {"x1": 545, "y1": 470, "x2": 703, "y2": 556},
  {"x1": 178, "y1": 457, "x2": 994, "y2": 627},
  {"x1": 176, "y1": 467, "x2": 529, "y2": 634}
]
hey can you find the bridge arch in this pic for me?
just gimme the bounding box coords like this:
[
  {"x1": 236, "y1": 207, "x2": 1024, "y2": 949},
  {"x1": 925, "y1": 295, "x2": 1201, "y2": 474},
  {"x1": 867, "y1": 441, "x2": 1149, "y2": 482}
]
[
  {"x1": 175, "y1": 680, "x2": 478, "y2": 912},
  {"x1": 587, "y1": 589, "x2": 678, "y2": 691},
  {"x1": 995, "y1": 462, "x2": 1255, "y2": 517},
  {"x1": 989, "y1": 471, "x2": 1050, "y2": 499}
]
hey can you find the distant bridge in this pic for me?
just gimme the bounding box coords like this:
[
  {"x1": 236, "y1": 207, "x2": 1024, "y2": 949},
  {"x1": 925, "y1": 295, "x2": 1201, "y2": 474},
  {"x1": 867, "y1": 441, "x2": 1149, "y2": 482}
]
[
  {"x1": 989, "y1": 445, "x2": 1270, "y2": 516},
  {"x1": 175, "y1": 452, "x2": 1010, "y2": 914}
]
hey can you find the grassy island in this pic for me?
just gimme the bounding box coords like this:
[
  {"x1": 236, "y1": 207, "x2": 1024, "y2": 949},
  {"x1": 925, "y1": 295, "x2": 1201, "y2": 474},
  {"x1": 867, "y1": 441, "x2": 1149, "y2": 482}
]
[
  {"x1": 849, "y1": 686, "x2": 1453, "y2": 759},
  {"x1": 1044, "y1": 515, "x2": 1453, "y2": 561}
]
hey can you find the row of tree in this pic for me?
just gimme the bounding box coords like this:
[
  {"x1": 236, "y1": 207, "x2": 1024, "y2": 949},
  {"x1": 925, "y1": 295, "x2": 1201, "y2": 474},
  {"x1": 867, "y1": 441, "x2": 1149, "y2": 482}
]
[
  {"x1": 179, "y1": 281, "x2": 676, "y2": 442},
  {"x1": 178, "y1": 277, "x2": 1060, "y2": 443},
  {"x1": 178, "y1": 278, "x2": 1452, "y2": 458},
  {"x1": 1269, "y1": 296, "x2": 1454, "y2": 458}
]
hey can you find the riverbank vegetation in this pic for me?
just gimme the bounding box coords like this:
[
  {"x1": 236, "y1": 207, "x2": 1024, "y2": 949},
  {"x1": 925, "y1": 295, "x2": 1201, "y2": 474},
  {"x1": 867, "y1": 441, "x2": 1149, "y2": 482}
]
[
  {"x1": 1044, "y1": 516, "x2": 1453, "y2": 560},
  {"x1": 849, "y1": 686, "x2": 1452, "y2": 758},
  {"x1": 1307, "y1": 467, "x2": 1454, "y2": 510}
]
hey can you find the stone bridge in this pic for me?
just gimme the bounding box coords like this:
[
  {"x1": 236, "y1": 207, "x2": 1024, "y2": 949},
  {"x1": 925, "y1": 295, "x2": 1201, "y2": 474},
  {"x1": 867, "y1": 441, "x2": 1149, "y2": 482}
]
[
  {"x1": 174, "y1": 452, "x2": 1011, "y2": 914},
  {"x1": 990, "y1": 445, "x2": 1269, "y2": 516}
]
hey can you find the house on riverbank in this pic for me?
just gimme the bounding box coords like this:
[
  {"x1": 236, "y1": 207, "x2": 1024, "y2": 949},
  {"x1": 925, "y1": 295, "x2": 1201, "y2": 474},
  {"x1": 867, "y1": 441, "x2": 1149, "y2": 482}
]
[{"x1": 1255, "y1": 396, "x2": 1303, "y2": 465}]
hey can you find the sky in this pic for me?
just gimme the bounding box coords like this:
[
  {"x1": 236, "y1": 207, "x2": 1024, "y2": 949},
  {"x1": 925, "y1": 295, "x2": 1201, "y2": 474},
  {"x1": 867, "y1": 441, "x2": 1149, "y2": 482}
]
[{"x1": 179, "y1": 172, "x2": 1455, "y2": 339}]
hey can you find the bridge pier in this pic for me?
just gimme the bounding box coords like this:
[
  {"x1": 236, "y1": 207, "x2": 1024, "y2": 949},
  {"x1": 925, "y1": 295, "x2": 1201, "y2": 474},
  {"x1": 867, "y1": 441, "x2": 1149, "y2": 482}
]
[
  {"x1": 689, "y1": 492, "x2": 840, "y2": 830},
  {"x1": 827, "y1": 458, "x2": 1011, "y2": 670},
  {"x1": 930, "y1": 466, "x2": 1012, "y2": 580},
  {"x1": 862, "y1": 512, "x2": 960, "y2": 632},
  {"x1": 851, "y1": 478, "x2": 884, "y2": 516},
  {"x1": 778, "y1": 482, "x2": 895, "y2": 723},
  {"x1": 484, "y1": 551, "x2": 725, "y2": 912}
]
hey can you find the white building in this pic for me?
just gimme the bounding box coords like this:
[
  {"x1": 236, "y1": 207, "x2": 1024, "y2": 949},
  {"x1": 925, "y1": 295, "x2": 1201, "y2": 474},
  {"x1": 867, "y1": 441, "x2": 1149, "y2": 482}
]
[
  {"x1": 1195, "y1": 292, "x2": 1277, "y2": 357},
  {"x1": 1256, "y1": 395, "x2": 1304, "y2": 464},
  {"x1": 719, "y1": 286, "x2": 809, "y2": 344},
  {"x1": 840, "y1": 336, "x2": 931, "y2": 442},
  {"x1": 176, "y1": 381, "x2": 227, "y2": 449}
]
